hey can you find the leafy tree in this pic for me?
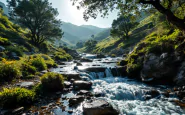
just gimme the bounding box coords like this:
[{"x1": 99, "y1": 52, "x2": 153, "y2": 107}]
[
  {"x1": 76, "y1": 41, "x2": 83, "y2": 48},
  {"x1": 111, "y1": 15, "x2": 138, "y2": 40},
  {"x1": 7, "y1": 0, "x2": 63, "y2": 46},
  {"x1": 84, "y1": 40, "x2": 97, "y2": 51},
  {"x1": 72, "y1": 0, "x2": 185, "y2": 31}
]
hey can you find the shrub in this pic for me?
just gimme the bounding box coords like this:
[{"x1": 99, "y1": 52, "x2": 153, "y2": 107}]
[
  {"x1": 0, "y1": 58, "x2": 21, "y2": 82},
  {"x1": 0, "y1": 88, "x2": 35, "y2": 108},
  {"x1": 6, "y1": 46, "x2": 24, "y2": 57},
  {"x1": 28, "y1": 54, "x2": 56, "y2": 68},
  {"x1": 0, "y1": 37, "x2": 11, "y2": 45},
  {"x1": 40, "y1": 72, "x2": 65, "y2": 92},
  {"x1": 30, "y1": 57, "x2": 47, "y2": 71},
  {"x1": 21, "y1": 63, "x2": 37, "y2": 77},
  {"x1": 111, "y1": 54, "x2": 116, "y2": 57},
  {"x1": 54, "y1": 54, "x2": 68, "y2": 61},
  {"x1": 54, "y1": 52, "x2": 72, "y2": 61}
]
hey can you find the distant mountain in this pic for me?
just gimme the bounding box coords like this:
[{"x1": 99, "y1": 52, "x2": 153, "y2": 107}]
[
  {"x1": 60, "y1": 22, "x2": 108, "y2": 46},
  {"x1": 0, "y1": 2, "x2": 9, "y2": 16},
  {"x1": 80, "y1": 25, "x2": 106, "y2": 34}
]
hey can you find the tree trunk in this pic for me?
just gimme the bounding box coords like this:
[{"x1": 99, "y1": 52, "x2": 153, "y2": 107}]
[{"x1": 140, "y1": 0, "x2": 185, "y2": 31}]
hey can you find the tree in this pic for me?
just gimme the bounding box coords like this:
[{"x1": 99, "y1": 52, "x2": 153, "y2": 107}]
[
  {"x1": 111, "y1": 15, "x2": 138, "y2": 40},
  {"x1": 76, "y1": 41, "x2": 83, "y2": 48},
  {"x1": 72, "y1": 0, "x2": 185, "y2": 31},
  {"x1": 84, "y1": 40, "x2": 97, "y2": 51},
  {"x1": 7, "y1": 0, "x2": 63, "y2": 46}
]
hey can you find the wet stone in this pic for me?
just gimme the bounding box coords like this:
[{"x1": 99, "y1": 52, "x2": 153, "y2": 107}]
[
  {"x1": 64, "y1": 81, "x2": 72, "y2": 88},
  {"x1": 73, "y1": 81, "x2": 92, "y2": 90},
  {"x1": 77, "y1": 90, "x2": 93, "y2": 97},
  {"x1": 68, "y1": 110, "x2": 73, "y2": 114},
  {"x1": 83, "y1": 99, "x2": 119, "y2": 115},
  {"x1": 62, "y1": 73, "x2": 82, "y2": 80},
  {"x1": 69, "y1": 96, "x2": 85, "y2": 106},
  {"x1": 41, "y1": 106, "x2": 48, "y2": 109},
  {"x1": 12, "y1": 107, "x2": 24, "y2": 115}
]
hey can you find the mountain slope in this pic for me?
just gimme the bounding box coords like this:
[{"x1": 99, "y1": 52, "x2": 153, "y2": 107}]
[
  {"x1": 80, "y1": 25, "x2": 106, "y2": 34},
  {"x1": 60, "y1": 22, "x2": 108, "y2": 46},
  {"x1": 93, "y1": 28, "x2": 110, "y2": 41}
]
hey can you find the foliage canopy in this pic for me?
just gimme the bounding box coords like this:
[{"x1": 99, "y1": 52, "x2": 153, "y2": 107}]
[
  {"x1": 7, "y1": 0, "x2": 63, "y2": 45},
  {"x1": 72, "y1": 0, "x2": 185, "y2": 30},
  {"x1": 111, "y1": 15, "x2": 138, "y2": 40}
]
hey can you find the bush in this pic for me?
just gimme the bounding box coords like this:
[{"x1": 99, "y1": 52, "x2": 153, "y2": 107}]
[
  {"x1": 0, "y1": 37, "x2": 11, "y2": 45},
  {"x1": 0, "y1": 88, "x2": 35, "y2": 108},
  {"x1": 40, "y1": 72, "x2": 65, "y2": 92},
  {"x1": 28, "y1": 54, "x2": 56, "y2": 68},
  {"x1": 0, "y1": 59, "x2": 21, "y2": 82},
  {"x1": 21, "y1": 63, "x2": 37, "y2": 77},
  {"x1": 6, "y1": 46, "x2": 24, "y2": 57},
  {"x1": 54, "y1": 52, "x2": 72, "y2": 61},
  {"x1": 111, "y1": 54, "x2": 116, "y2": 57},
  {"x1": 30, "y1": 57, "x2": 47, "y2": 71},
  {"x1": 54, "y1": 54, "x2": 68, "y2": 61}
]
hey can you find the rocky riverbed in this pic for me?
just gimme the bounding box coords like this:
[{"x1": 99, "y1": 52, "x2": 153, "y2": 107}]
[{"x1": 1, "y1": 54, "x2": 185, "y2": 115}]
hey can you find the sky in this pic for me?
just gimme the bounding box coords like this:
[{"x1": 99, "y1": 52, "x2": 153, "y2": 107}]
[{"x1": 1, "y1": 0, "x2": 118, "y2": 28}]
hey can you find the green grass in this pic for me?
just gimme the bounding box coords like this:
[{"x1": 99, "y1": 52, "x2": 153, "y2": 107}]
[{"x1": 0, "y1": 87, "x2": 35, "y2": 108}]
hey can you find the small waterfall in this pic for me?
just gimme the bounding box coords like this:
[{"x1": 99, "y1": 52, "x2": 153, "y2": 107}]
[
  {"x1": 89, "y1": 72, "x2": 97, "y2": 79},
  {"x1": 105, "y1": 68, "x2": 113, "y2": 77},
  {"x1": 89, "y1": 72, "x2": 105, "y2": 79},
  {"x1": 97, "y1": 72, "x2": 105, "y2": 78}
]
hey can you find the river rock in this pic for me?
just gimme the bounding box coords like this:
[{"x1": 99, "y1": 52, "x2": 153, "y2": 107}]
[
  {"x1": 69, "y1": 96, "x2": 85, "y2": 106},
  {"x1": 62, "y1": 73, "x2": 81, "y2": 80},
  {"x1": 174, "y1": 61, "x2": 185, "y2": 86},
  {"x1": 77, "y1": 90, "x2": 93, "y2": 97},
  {"x1": 76, "y1": 62, "x2": 83, "y2": 66},
  {"x1": 97, "y1": 54, "x2": 106, "y2": 58},
  {"x1": 83, "y1": 99, "x2": 119, "y2": 115},
  {"x1": 12, "y1": 107, "x2": 24, "y2": 115},
  {"x1": 64, "y1": 81, "x2": 71, "y2": 88},
  {"x1": 80, "y1": 58, "x2": 93, "y2": 62},
  {"x1": 73, "y1": 81, "x2": 92, "y2": 90},
  {"x1": 16, "y1": 82, "x2": 35, "y2": 89},
  {"x1": 141, "y1": 53, "x2": 176, "y2": 84},
  {"x1": 145, "y1": 89, "x2": 160, "y2": 98}
]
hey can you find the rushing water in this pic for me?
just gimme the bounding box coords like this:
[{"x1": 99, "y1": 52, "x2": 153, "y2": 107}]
[{"x1": 50, "y1": 55, "x2": 185, "y2": 115}]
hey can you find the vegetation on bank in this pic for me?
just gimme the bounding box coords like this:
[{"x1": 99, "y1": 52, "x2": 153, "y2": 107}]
[
  {"x1": 0, "y1": 6, "x2": 72, "y2": 109},
  {"x1": 0, "y1": 72, "x2": 65, "y2": 108},
  {"x1": 124, "y1": 23, "x2": 183, "y2": 78},
  {"x1": 0, "y1": 88, "x2": 35, "y2": 108},
  {"x1": 40, "y1": 72, "x2": 65, "y2": 92}
]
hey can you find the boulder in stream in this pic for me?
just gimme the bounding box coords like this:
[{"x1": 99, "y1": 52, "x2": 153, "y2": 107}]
[
  {"x1": 77, "y1": 90, "x2": 93, "y2": 97},
  {"x1": 69, "y1": 95, "x2": 85, "y2": 106},
  {"x1": 80, "y1": 58, "x2": 93, "y2": 62},
  {"x1": 83, "y1": 99, "x2": 119, "y2": 115},
  {"x1": 73, "y1": 81, "x2": 92, "y2": 90},
  {"x1": 62, "y1": 73, "x2": 82, "y2": 80}
]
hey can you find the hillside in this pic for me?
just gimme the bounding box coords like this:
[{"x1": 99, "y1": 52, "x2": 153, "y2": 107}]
[
  {"x1": 79, "y1": 14, "x2": 154, "y2": 55},
  {"x1": 93, "y1": 28, "x2": 110, "y2": 41},
  {"x1": 60, "y1": 22, "x2": 107, "y2": 46}
]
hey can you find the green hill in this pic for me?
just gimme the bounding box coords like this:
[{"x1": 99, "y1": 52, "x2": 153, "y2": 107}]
[{"x1": 60, "y1": 22, "x2": 108, "y2": 46}]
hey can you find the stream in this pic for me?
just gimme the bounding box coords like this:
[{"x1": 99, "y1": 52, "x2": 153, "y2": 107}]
[{"x1": 32, "y1": 54, "x2": 185, "y2": 115}]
